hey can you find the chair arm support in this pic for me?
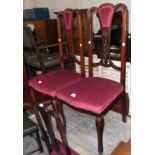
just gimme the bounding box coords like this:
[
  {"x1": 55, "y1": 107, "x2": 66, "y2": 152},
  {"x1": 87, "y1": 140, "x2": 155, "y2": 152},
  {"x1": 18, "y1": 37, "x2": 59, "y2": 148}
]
[
  {"x1": 38, "y1": 41, "x2": 68, "y2": 50},
  {"x1": 36, "y1": 40, "x2": 49, "y2": 45}
]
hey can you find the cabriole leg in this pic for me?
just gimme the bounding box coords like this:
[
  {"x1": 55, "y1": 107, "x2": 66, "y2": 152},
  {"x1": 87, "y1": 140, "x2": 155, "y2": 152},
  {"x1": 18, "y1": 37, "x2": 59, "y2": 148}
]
[{"x1": 96, "y1": 116, "x2": 104, "y2": 155}]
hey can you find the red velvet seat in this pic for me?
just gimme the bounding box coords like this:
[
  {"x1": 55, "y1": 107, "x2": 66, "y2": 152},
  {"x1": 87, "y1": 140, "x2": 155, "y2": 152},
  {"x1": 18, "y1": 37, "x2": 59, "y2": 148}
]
[
  {"x1": 28, "y1": 69, "x2": 83, "y2": 96},
  {"x1": 56, "y1": 77, "x2": 123, "y2": 114},
  {"x1": 28, "y1": 9, "x2": 85, "y2": 98}
]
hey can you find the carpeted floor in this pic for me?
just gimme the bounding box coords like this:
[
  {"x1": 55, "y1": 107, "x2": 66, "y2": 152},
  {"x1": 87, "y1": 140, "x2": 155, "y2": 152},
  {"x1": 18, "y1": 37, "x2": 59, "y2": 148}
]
[{"x1": 24, "y1": 105, "x2": 131, "y2": 155}]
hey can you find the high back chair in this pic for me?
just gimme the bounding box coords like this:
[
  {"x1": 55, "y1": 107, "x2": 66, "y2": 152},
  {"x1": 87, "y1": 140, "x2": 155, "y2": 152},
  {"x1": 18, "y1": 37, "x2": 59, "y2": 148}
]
[
  {"x1": 28, "y1": 8, "x2": 85, "y2": 141},
  {"x1": 55, "y1": 3, "x2": 128, "y2": 155},
  {"x1": 23, "y1": 26, "x2": 61, "y2": 76},
  {"x1": 87, "y1": 3, "x2": 128, "y2": 121}
]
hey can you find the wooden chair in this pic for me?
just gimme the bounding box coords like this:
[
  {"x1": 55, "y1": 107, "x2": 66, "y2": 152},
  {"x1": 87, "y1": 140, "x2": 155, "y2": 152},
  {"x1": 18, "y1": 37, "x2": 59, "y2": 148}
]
[
  {"x1": 34, "y1": 102, "x2": 79, "y2": 155},
  {"x1": 27, "y1": 9, "x2": 85, "y2": 154},
  {"x1": 54, "y1": 3, "x2": 128, "y2": 155},
  {"x1": 23, "y1": 26, "x2": 61, "y2": 76}
]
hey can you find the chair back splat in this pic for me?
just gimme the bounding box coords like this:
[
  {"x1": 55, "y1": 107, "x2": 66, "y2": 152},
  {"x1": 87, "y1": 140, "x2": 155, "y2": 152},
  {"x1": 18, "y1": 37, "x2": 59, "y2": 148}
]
[
  {"x1": 87, "y1": 3, "x2": 128, "y2": 88},
  {"x1": 57, "y1": 9, "x2": 85, "y2": 77},
  {"x1": 35, "y1": 104, "x2": 65, "y2": 155}
]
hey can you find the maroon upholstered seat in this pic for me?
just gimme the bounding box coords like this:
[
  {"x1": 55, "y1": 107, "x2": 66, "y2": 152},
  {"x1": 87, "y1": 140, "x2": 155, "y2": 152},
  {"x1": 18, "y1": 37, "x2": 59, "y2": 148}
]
[
  {"x1": 28, "y1": 69, "x2": 83, "y2": 96},
  {"x1": 56, "y1": 77, "x2": 123, "y2": 114}
]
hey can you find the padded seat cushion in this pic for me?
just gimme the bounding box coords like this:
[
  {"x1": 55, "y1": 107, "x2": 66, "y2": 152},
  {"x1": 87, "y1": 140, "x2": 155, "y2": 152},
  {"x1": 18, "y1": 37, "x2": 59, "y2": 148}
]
[
  {"x1": 28, "y1": 70, "x2": 83, "y2": 97},
  {"x1": 56, "y1": 77, "x2": 123, "y2": 114}
]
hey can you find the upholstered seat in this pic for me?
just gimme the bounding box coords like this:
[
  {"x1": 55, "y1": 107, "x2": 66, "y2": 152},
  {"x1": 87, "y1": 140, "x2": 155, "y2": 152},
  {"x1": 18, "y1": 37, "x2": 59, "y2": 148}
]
[
  {"x1": 56, "y1": 77, "x2": 123, "y2": 114},
  {"x1": 28, "y1": 69, "x2": 83, "y2": 96}
]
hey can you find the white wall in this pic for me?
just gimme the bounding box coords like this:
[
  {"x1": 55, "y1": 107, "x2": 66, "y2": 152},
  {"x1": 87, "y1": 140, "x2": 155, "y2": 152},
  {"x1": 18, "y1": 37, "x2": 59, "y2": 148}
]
[{"x1": 23, "y1": 0, "x2": 131, "y2": 33}]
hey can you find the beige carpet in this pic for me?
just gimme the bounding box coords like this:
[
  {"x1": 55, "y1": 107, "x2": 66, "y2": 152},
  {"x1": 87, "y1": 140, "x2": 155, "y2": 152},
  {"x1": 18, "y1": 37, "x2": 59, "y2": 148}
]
[{"x1": 27, "y1": 105, "x2": 131, "y2": 155}]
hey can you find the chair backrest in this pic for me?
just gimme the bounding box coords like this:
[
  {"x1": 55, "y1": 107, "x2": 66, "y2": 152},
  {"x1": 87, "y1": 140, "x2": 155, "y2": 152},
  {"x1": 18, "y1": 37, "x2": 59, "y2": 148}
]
[
  {"x1": 57, "y1": 9, "x2": 85, "y2": 78},
  {"x1": 23, "y1": 26, "x2": 46, "y2": 73},
  {"x1": 35, "y1": 103, "x2": 70, "y2": 155},
  {"x1": 87, "y1": 3, "x2": 128, "y2": 87}
]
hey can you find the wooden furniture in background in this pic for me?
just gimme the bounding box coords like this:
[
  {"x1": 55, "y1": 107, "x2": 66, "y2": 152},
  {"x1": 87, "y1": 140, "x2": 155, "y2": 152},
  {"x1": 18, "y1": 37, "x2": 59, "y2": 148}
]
[
  {"x1": 23, "y1": 26, "x2": 60, "y2": 76},
  {"x1": 23, "y1": 111, "x2": 43, "y2": 154},
  {"x1": 24, "y1": 19, "x2": 58, "y2": 45}
]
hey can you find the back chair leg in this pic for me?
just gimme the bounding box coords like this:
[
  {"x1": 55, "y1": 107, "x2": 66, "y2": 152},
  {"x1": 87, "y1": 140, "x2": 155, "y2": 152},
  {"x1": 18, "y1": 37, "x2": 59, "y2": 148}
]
[
  {"x1": 35, "y1": 128, "x2": 44, "y2": 152},
  {"x1": 121, "y1": 92, "x2": 127, "y2": 123},
  {"x1": 52, "y1": 99, "x2": 71, "y2": 155},
  {"x1": 52, "y1": 99, "x2": 67, "y2": 134},
  {"x1": 59, "y1": 103, "x2": 67, "y2": 134},
  {"x1": 33, "y1": 106, "x2": 51, "y2": 151},
  {"x1": 96, "y1": 116, "x2": 104, "y2": 155}
]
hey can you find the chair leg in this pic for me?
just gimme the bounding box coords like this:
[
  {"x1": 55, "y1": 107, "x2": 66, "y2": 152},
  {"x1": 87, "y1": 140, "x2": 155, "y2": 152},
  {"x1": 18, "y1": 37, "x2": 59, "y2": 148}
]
[
  {"x1": 52, "y1": 99, "x2": 67, "y2": 134},
  {"x1": 35, "y1": 128, "x2": 43, "y2": 153},
  {"x1": 29, "y1": 89, "x2": 50, "y2": 144},
  {"x1": 121, "y1": 92, "x2": 127, "y2": 123},
  {"x1": 59, "y1": 103, "x2": 67, "y2": 134},
  {"x1": 96, "y1": 117, "x2": 104, "y2": 155},
  {"x1": 33, "y1": 106, "x2": 51, "y2": 152},
  {"x1": 52, "y1": 98, "x2": 71, "y2": 155}
]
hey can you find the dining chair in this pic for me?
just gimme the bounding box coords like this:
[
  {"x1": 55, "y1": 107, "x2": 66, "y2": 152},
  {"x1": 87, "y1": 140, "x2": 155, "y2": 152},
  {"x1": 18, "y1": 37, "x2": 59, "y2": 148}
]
[
  {"x1": 55, "y1": 3, "x2": 128, "y2": 155},
  {"x1": 28, "y1": 8, "x2": 85, "y2": 136}
]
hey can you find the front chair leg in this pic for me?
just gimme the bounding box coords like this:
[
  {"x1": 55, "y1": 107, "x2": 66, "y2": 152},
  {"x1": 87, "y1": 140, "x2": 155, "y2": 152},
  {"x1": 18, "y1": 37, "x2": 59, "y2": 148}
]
[{"x1": 96, "y1": 116, "x2": 104, "y2": 155}]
